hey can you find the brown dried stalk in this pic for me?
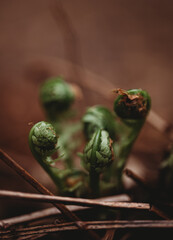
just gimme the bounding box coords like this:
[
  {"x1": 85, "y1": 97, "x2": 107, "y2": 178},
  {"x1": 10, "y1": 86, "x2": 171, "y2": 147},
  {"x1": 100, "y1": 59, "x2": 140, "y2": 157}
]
[
  {"x1": 102, "y1": 212, "x2": 122, "y2": 240},
  {"x1": 0, "y1": 194, "x2": 130, "y2": 229},
  {"x1": 124, "y1": 168, "x2": 170, "y2": 220},
  {"x1": 18, "y1": 233, "x2": 46, "y2": 240},
  {"x1": 0, "y1": 149, "x2": 100, "y2": 240},
  {"x1": 0, "y1": 149, "x2": 76, "y2": 221},
  {"x1": 0, "y1": 189, "x2": 150, "y2": 210},
  {"x1": 102, "y1": 230, "x2": 115, "y2": 240},
  {"x1": 1, "y1": 220, "x2": 173, "y2": 239},
  {"x1": 124, "y1": 168, "x2": 151, "y2": 192}
]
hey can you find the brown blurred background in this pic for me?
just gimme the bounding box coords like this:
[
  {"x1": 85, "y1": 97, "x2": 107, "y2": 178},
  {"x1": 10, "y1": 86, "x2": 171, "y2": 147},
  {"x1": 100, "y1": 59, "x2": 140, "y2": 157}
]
[{"x1": 0, "y1": 0, "x2": 173, "y2": 217}]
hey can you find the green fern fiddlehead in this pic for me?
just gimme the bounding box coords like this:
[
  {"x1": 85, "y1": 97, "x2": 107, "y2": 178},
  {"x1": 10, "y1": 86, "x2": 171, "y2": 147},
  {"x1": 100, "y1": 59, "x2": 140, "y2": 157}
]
[
  {"x1": 40, "y1": 77, "x2": 75, "y2": 121},
  {"x1": 40, "y1": 77, "x2": 81, "y2": 169},
  {"x1": 81, "y1": 129, "x2": 114, "y2": 197},
  {"x1": 113, "y1": 89, "x2": 151, "y2": 188},
  {"x1": 82, "y1": 105, "x2": 117, "y2": 141}
]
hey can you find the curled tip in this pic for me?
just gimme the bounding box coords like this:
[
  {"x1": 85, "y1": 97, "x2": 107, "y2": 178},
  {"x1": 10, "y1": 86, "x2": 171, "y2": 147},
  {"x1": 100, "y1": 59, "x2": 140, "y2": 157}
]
[
  {"x1": 29, "y1": 121, "x2": 58, "y2": 157},
  {"x1": 82, "y1": 129, "x2": 114, "y2": 173},
  {"x1": 82, "y1": 105, "x2": 116, "y2": 140},
  {"x1": 40, "y1": 77, "x2": 75, "y2": 118},
  {"x1": 114, "y1": 89, "x2": 151, "y2": 119}
]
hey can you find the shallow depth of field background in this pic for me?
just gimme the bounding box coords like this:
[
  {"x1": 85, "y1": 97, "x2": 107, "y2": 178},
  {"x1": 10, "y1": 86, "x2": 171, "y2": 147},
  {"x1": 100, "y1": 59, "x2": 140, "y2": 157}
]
[{"x1": 0, "y1": 0, "x2": 173, "y2": 218}]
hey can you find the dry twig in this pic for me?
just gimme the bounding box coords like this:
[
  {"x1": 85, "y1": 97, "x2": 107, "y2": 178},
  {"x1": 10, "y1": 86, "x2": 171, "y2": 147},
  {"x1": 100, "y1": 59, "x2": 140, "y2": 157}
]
[
  {"x1": 1, "y1": 220, "x2": 173, "y2": 239},
  {"x1": 124, "y1": 168, "x2": 170, "y2": 220},
  {"x1": 102, "y1": 230, "x2": 115, "y2": 240},
  {"x1": 0, "y1": 194, "x2": 130, "y2": 229},
  {"x1": 0, "y1": 149, "x2": 100, "y2": 240},
  {"x1": 0, "y1": 189, "x2": 151, "y2": 210}
]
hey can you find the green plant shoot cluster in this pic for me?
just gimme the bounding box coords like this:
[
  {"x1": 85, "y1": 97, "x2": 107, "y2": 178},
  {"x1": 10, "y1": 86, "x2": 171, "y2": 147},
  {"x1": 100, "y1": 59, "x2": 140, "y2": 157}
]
[
  {"x1": 29, "y1": 77, "x2": 152, "y2": 198},
  {"x1": 82, "y1": 130, "x2": 113, "y2": 173},
  {"x1": 112, "y1": 89, "x2": 151, "y2": 189},
  {"x1": 81, "y1": 129, "x2": 114, "y2": 197},
  {"x1": 82, "y1": 105, "x2": 117, "y2": 141},
  {"x1": 40, "y1": 77, "x2": 82, "y2": 169},
  {"x1": 40, "y1": 77, "x2": 75, "y2": 121}
]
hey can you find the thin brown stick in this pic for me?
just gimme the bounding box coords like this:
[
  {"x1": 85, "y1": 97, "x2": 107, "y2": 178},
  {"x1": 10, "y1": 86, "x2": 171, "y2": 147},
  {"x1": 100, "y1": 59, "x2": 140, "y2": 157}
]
[
  {"x1": 104, "y1": 212, "x2": 124, "y2": 240},
  {"x1": 102, "y1": 211, "x2": 121, "y2": 240},
  {"x1": 124, "y1": 168, "x2": 151, "y2": 191},
  {"x1": 1, "y1": 220, "x2": 173, "y2": 239},
  {"x1": 0, "y1": 206, "x2": 84, "y2": 230},
  {"x1": 124, "y1": 168, "x2": 170, "y2": 220},
  {"x1": 0, "y1": 149, "x2": 76, "y2": 221},
  {"x1": 150, "y1": 205, "x2": 170, "y2": 220},
  {"x1": 0, "y1": 194, "x2": 131, "y2": 229},
  {"x1": 0, "y1": 189, "x2": 150, "y2": 210},
  {"x1": 18, "y1": 233, "x2": 46, "y2": 240},
  {"x1": 2, "y1": 234, "x2": 46, "y2": 240},
  {"x1": 102, "y1": 229, "x2": 115, "y2": 240},
  {"x1": 0, "y1": 149, "x2": 100, "y2": 240}
]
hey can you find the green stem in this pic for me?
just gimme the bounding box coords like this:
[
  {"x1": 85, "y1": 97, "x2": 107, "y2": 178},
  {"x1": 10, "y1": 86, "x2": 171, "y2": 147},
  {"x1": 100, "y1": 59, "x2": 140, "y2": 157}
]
[
  {"x1": 89, "y1": 130, "x2": 101, "y2": 198},
  {"x1": 28, "y1": 123, "x2": 68, "y2": 195},
  {"x1": 56, "y1": 122, "x2": 82, "y2": 169},
  {"x1": 112, "y1": 89, "x2": 151, "y2": 190},
  {"x1": 90, "y1": 168, "x2": 100, "y2": 198},
  {"x1": 113, "y1": 119, "x2": 145, "y2": 189}
]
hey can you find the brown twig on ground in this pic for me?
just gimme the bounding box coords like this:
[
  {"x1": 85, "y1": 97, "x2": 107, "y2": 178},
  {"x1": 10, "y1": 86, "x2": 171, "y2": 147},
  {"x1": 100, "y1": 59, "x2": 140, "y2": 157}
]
[
  {"x1": 1, "y1": 220, "x2": 173, "y2": 239},
  {"x1": 0, "y1": 149, "x2": 100, "y2": 240},
  {"x1": 0, "y1": 189, "x2": 151, "y2": 210},
  {"x1": 18, "y1": 233, "x2": 46, "y2": 240},
  {"x1": 124, "y1": 168, "x2": 170, "y2": 220},
  {"x1": 102, "y1": 211, "x2": 122, "y2": 240},
  {"x1": 124, "y1": 168, "x2": 151, "y2": 192},
  {"x1": 0, "y1": 194, "x2": 130, "y2": 229},
  {"x1": 102, "y1": 230, "x2": 115, "y2": 240}
]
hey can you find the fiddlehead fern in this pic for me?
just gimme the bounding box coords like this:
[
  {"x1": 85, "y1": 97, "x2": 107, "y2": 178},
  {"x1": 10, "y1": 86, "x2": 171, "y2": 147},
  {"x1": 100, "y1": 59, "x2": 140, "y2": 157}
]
[
  {"x1": 29, "y1": 121, "x2": 85, "y2": 196},
  {"x1": 29, "y1": 121, "x2": 58, "y2": 160},
  {"x1": 32, "y1": 86, "x2": 151, "y2": 197},
  {"x1": 40, "y1": 77, "x2": 81, "y2": 169},
  {"x1": 81, "y1": 129, "x2": 114, "y2": 198},
  {"x1": 29, "y1": 121, "x2": 61, "y2": 185},
  {"x1": 113, "y1": 89, "x2": 151, "y2": 188},
  {"x1": 82, "y1": 105, "x2": 117, "y2": 141},
  {"x1": 114, "y1": 89, "x2": 151, "y2": 121},
  {"x1": 40, "y1": 77, "x2": 75, "y2": 122}
]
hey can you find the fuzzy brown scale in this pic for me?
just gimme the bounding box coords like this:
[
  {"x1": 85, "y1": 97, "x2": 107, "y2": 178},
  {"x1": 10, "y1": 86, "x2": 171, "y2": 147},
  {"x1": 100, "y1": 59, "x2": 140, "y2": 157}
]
[{"x1": 118, "y1": 94, "x2": 147, "y2": 119}]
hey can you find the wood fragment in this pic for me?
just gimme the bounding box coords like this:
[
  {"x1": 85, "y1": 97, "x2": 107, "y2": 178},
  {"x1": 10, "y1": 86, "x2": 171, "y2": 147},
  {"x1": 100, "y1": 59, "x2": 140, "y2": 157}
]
[
  {"x1": 124, "y1": 168, "x2": 170, "y2": 220},
  {"x1": 124, "y1": 168, "x2": 151, "y2": 191},
  {"x1": 0, "y1": 189, "x2": 150, "y2": 210},
  {"x1": 18, "y1": 233, "x2": 46, "y2": 240},
  {"x1": 1, "y1": 220, "x2": 173, "y2": 239},
  {"x1": 0, "y1": 194, "x2": 131, "y2": 229},
  {"x1": 102, "y1": 229, "x2": 115, "y2": 240},
  {"x1": 0, "y1": 149, "x2": 100, "y2": 240}
]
